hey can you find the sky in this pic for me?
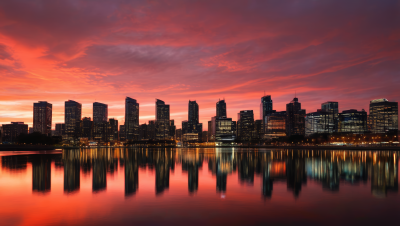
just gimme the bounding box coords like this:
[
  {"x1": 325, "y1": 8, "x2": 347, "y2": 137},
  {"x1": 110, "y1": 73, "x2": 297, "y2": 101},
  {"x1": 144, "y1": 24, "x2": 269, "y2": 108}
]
[{"x1": 0, "y1": 0, "x2": 399, "y2": 130}]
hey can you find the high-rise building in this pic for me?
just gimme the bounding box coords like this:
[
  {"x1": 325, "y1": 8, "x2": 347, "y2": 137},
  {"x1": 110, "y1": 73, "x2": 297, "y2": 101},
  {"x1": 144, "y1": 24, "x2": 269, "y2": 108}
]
[
  {"x1": 338, "y1": 109, "x2": 367, "y2": 134},
  {"x1": 139, "y1": 123, "x2": 148, "y2": 140},
  {"x1": 216, "y1": 99, "x2": 227, "y2": 118},
  {"x1": 93, "y1": 102, "x2": 108, "y2": 123},
  {"x1": 188, "y1": 101, "x2": 199, "y2": 124},
  {"x1": 183, "y1": 100, "x2": 202, "y2": 142},
  {"x1": 254, "y1": 120, "x2": 263, "y2": 139},
  {"x1": 156, "y1": 99, "x2": 170, "y2": 140},
  {"x1": 260, "y1": 95, "x2": 273, "y2": 123},
  {"x1": 207, "y1": 121, "x2": 213, "y2": 141},
  {"x1": 65, "y1": 100, "x2": 82, "y2": 138},
  {"x1": 125, "y1": 97, "x2": 139, "y2": 141},
  {"x1": 55, "y1": 123, "x2": 65, "y2": 137},
  {"x1": 305, "y1": 110, "x2": 330, "y2": 136},
  {"x1": 119, "y1": 125, "x2": 126, "y2": 141},
  {"x1": 286, "y1": 97, "x2": 306, "y2": 136},
  {"x1": 33, "y1": 101, "x2": 52, "y2": 136},
  {"x1": 147, "y1": 120, "x2": 156, "y2": 140},
  {"x1": 369, "y1": 98, "x2": 398, "y2": 133},
  {"x1": 1, "y1": 122, "x2": 28, "y2": 143},
  {"x1": 215, "y1": 117, "x2": 235, "y2": 141},
  {"x1": 237, "y1": 110, "x2": 254, "y2": 141},
  {"x1": 108, "y1": 118, "x2": 118, "y2": 142},
  {"x1": 82, "y1": 117, "x2": 93, "y2": 139},
  {"x1": 321, "y1": 101, "x2": 339, "y2": 133},
  {"x1": 93, "y1": 102, "x2": 108, "y2": 142},
  {"x1": 176, "y1": 129, "x2": 182, "y2": 141},
  {"x1": 265, "y1": 111, "x2": 286, "y2": 139}
]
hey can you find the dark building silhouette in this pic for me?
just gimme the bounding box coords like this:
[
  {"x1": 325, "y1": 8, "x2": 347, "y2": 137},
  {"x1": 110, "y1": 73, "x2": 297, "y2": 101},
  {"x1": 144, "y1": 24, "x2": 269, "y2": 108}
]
[
  {"x1": 286, "y1": 97, "x2": 306, "y2": 136},
  {"x1": 155, "y1": 99, "x2": 170, "y2": 140},
  {"x1": 55, "y1": 123, "x2": 65, "y2": 136},
  {"x1": 139, "y1": 123, "x2": 148, "y2": 140},
  {"x1": 1, "y1": 122, "x2": 28, "y2": 143},
  {"x1": 237, "y1": 110, "x2": 254, "y2": 141},
  {"x1": 65, "y1": 100, "x2": 82, "y2": 138},
  {"x1": 338, "y1": 109, "x2": 368, "y2": 134},
  {"x1": 125, "y1": 97, "x2": 139, "y2": 140},
  {"x1": 32, "y1": 156, "x2": 51, "y2": 193},
  {"x1": 189, "y1": 100, "x2": 199, "y2": 124},
  {"x1": 119, "y1": 125, "x2": 126, "y2": 141},
  {"x1": 260, "y1": 95, "x2": 273, "y2": 129},
  {"x1": 108, "y1": 118, "x2": 118, "y2": 142},
  {"x1": 82, "y1": 117, "x2": 93, "y2": 139},
  {"x1": 216, "y1": 99, "x2": 227, "y2": 118},
  {"x1": 33, "y1": 101, "x2": 52, "y2": 136},
  {"x1": 147, "y1": 120, "x2": 156, "y2": 140},
  {"x1": 93, "y1": 102, "x2": 108, "y2": 142},
  {"x1": 1, "y1": 155, "x2": 28, "y2": 172},
  {"x1": 369, "y1": 98, "x2": 398, "y2": 133}
]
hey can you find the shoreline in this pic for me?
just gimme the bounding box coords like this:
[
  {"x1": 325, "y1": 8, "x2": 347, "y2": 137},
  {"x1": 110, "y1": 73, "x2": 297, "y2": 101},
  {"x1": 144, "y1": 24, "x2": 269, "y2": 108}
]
[{"x1": 1, "y1": 144, "x2": 400, "y2": 151}]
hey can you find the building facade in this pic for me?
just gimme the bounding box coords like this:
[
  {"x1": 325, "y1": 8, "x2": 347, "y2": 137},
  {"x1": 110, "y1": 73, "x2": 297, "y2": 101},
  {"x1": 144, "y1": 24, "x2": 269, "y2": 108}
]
[
  {"x1": 286, "y1": 97, "x2": 306, "y2": 136},
  {"x1": 216, "y1": 99, "x2": 227, "y2": 118},
  {"x1": 260, "y1": 95, "x2": 273, "y2": 129},
  {"x1": 264, "y1": 111, "x2": 286, "y2": 139},
  {"x1": 237, "y1": 110, "x2": 254, "y2": 141},
  {"x1": 338, "y1": 109, "x2": 367, "y2": 134},
  {"x1": 369, "y1": 98, "x2": 398, "y2": 134},
  {"x1": 125, "y1": 97, "x2": 139, "y2": 140},
  {"x1": 155, "y1": 99, "x2": 170, "y2": 140},
  {"x1": 321, "y1": 101, "x2": 339, "y2": 133},
  {"x1": 1, "y1": 122, "x2": 28, "y2": 143},
  {"x1": 33, "y1": 101, "x2": 52, "y2": 136},
  {"x1": 65, "y1": 100, "x2": 82, "y2": 138},
  {"x1": 305, "y1": 110, "x2": 330, "y2": 136}
]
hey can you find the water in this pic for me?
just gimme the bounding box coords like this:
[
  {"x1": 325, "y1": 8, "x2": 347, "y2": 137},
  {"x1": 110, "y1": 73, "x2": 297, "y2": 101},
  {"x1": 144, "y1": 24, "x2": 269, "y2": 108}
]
[{"x1": 0, "y1": 148, "x2": 399, "y2": 225}]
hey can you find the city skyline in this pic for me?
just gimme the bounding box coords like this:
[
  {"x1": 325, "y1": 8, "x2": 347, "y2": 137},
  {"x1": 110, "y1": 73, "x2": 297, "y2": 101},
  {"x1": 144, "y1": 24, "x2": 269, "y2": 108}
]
[
  {"x1": 1, "y1": 95, "x2": 399, "y2": 131},
  {"x1": 0, "y1": 1, "x2": 399, "y2": 130}
]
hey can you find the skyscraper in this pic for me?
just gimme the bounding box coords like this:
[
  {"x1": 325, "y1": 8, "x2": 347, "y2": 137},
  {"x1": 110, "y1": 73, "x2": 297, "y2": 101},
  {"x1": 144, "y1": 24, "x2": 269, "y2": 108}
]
[
  {"x1": 156, "y1": 99, "x2": 170, "y2": 140},
  {"x1": 338, "y1": 109, "x2": 367, "y2": 134},
  {"x1": 188, "y1": 100, "x2": 199, "y2": 124},
  {"x1": 369, "y1": 98, "x2": 398, "y2": 133},
  {"x1": 125, "y1": 97, "x2": 139, "y2": 140},
  {"x1": 93, "y1": 102, "x2": 108, "y2": 123},
  {"x1": 65, "y1": 100, "x2": 82, "y2": 138},
  {"x1": 216, "y1": 99, "x2": 227, "y2": 118},
  {"x1": 82, "y1": 117, "x2": 93, "y2": 139},
  {"x1": 93, "y1": 102, "x2": 108, "y2": 141},
  {"x1": 237, "y1": 110, "x2": 254, "y2": 141},
  {"x1": 286, "y1": 97, "x2": 306, "y2": 136},
  {"x1": 321, "y1": 101, "x2": 339, "y2": 133},
  {"x1": 108, "y1": 118, "x2": 118, "y2": 142},
  {"x1": 33, "y1": 101, "x2": 52, "y2": 136},
  {"x1": 260, "y1": 95, "x2": 273, "y2": 121}
]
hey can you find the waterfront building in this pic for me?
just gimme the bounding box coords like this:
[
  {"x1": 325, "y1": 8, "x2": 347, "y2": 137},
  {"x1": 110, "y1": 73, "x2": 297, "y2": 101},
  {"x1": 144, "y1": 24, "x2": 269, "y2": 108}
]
[
  {"x1": 260, "y1": 95, "x2": 273, "y2": 129},
  {"x1": 215, "y1": 117, "x2": 235, "y2": 141},
  {"x1": 156, "y1": 99, "x2": 170, "y2": 140},
  {"x1": 254, "y1": 120, "x2": 263, "y2": 139},
  {"x1": 216, "y1": 99, "x2": 227, "y2": 118},
  {"x1": 264, "y1": 111, "x2": 286, "y2": 139},
  {"x1": 93, "y1": 102, "x2": 108, "y2": 142},
  {"x1": 369, "y1": 98, "x2": 398, "y2": 133},
  {"x1": 65, "y1": 100, "x2": 82, "y2": 138},
  {"x1": 139, "y1": 123, "x2": 148, "y2": 140},
  {"x1": 82, "y1": 117, "x2": 93, "y2": 139},
  {"x1": 147, "y1": 120, "x2": 156, "y2": 140},
  {"x1": 175, "y1": 129, "x2": 182, "y2": 141},
  {"x1": 169, "y1": 120, "x2": 176, "y2": 139},
  {"x1": 286, "y1": 97, "x2": 306, "y2": 136},
  {"x1": 108, "y1": 118, "x2": 118, "y2": 142},
  {"x1": 33, "y1": 101, "x2": 52, "y2": 136},
  {"x1": 202, "y1": 131, "x2": 208, "y2": 142},
  {"x1": 183, "y1": 133, "x2": 199, "y2": 142},
  {"x1": 119, "y1": 125, "x2": 126, "y2": 141},
  {"x1": 321, "y1": 101, "x2": 339, "y2": 133},
  {"x1": 207, "y1": 121, "x2": 213, "y2": 141},
  {"x1": 55, "y1": 123, "x2": 65, "y2": 137},
  {"x1": 305, "y1": 110, "x2": 330, "y2": 136},
  {"x1": 189, "y1": 100, "x2": 199, "y2": 124},
  {"x1": 1, "y1": 122, "x2": 28, "y2": 143},
  {"x1": 338, "y1": 109, "x2": 368, "y2": 134},
  {"x1": 183, "y1": 101, "x2": 202, "y2": 142},
  {"x1": 237, "y1": 110, "x2": 254, "y2": 141},
  {"x1": 125, "y1": 97, "x2": 139, "y2": 141},
  {"x1": 29, "y1": 127, "x2": 34, "y2": 134}
]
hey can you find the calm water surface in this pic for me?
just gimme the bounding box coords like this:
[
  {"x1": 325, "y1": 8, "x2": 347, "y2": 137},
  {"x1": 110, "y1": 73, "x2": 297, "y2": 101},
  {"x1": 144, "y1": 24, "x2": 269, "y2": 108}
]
[{"x1": 0, "y1": 148, "x2": 399, "y2": 225}]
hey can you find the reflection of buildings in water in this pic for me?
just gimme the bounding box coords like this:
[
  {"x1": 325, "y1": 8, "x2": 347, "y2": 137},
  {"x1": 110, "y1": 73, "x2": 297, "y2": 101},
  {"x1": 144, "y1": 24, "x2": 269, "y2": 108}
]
[
  {"x1": 1, "y1": 155, "x2": 28, "y2": 172},
  {"x1": 306, "y1": 159, "x2": 340, "y2": 191},
  {"x1": 286, "y1": 155, "x2": 307, "y2": 197},
  {"x1": 125, "y1": 150, "x2": 138, "y2": 197},
  {"x1": 63, "y1": 150, "x2": 80, "y2": 193},
  {"x1": 262, "y1": 160, "x2": 286, "y2": 198},
  {"x1": 371, "y1": 152, "x2": 398, "y2": 197},
  {"x1": 93, "y1": 158, "x2": 107, "y2": 192},
  {"x1": 237, "y1": 152, "x2": 256, "y2": 185},
  {"x1": 208, "y1": 149, "x2": 236, "y2": 193},
  {"x1": 32, "y1": 156, "x2": 51, "y2": 193},
  {"x1": 181, "y1": 149, "x2": 202, "y2": 193},
  {"x1": 155, "y1": 150, "x2": 172, "y2": 195}
]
